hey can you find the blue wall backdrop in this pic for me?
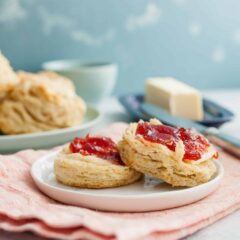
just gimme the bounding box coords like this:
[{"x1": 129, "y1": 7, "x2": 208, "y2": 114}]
[{"x1": 0, "y1": 0, "x2": 240, "y2": 94}]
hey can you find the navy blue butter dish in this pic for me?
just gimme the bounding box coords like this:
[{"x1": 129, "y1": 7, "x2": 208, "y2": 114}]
[{"x1": 119, "y1": 93, "x2": 234, "y2": 128}]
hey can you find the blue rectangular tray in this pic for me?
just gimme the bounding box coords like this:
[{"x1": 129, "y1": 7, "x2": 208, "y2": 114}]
[{"x1": 119, "y1": 93, "x2": 234, "y2": 128}]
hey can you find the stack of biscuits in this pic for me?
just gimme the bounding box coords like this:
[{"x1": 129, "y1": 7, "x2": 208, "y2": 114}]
[
  {"x1": 0, "y1": 52, "x2": 86, "y2": 134},
  {"x1": 54, "y1": 119, "x2": 218, "y2": 188}
]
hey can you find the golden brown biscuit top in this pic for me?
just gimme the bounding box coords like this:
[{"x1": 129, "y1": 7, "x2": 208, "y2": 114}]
[
  {"x1": 0, "y1": 51, "x2": 19, "y2": 91},
  {"x1": 16, "y1": 71, "x2": 77, "y2": 103}
]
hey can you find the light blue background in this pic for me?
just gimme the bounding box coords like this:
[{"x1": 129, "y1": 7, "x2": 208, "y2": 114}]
[{"x1": 0, "y1": 0, "x2": 240, "y2": 94}]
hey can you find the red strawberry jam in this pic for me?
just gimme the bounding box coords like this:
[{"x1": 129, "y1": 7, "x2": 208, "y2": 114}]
[
  {"x1": 136, "y1": 122, "x2": 212, "y2": 161},
  {"x1": 69, "y1": 135, "x2": 123, "y2": 165}
]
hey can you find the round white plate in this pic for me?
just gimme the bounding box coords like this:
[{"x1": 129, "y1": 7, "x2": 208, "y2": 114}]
[
  {"x1": 31, "y1": 151, "x2": 224, "y2": 212},
  {"x1": 0, "y1": 106, "x2": 102, "y2": 153}
]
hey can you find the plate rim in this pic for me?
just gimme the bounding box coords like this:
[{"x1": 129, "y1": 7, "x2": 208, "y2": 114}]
[
  {"x1": 31, "y1": 151, "x2": 224, "y2": 200},
  {"x1": 0, "y1": 105, "x2": 102, "y2": 140}
]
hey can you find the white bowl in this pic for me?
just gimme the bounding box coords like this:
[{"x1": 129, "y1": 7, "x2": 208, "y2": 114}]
[{"x1": 42, "y1": 60, "x2": 118, "y2": 105}]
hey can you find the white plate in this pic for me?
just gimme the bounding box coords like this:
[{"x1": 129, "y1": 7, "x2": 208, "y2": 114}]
[
  {"x1": 0, "y1": 106, "x2": 102, "y2": 153},
  {"x1": 31, "y1": 151, "x2": 224, "y2": 212}
]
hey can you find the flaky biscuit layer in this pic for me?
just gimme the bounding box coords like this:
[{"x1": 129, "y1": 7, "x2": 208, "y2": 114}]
[
  {"x1": 0, "y1": 51, "x2": 19, "y2": 100},
  {"x1": 118, "y1": 119, "x2": 217, "y2": 187},
  {"x1": 54, "y1": 147, "x2": 142, "y2": 189},
  {"x1": 0, "y1": 71, "x2": 86, "y2": 134}
]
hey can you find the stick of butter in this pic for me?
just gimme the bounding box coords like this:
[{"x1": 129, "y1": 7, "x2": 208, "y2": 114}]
[{"x1": 145, "y1": 77, "x2": 204, "y2": 120}]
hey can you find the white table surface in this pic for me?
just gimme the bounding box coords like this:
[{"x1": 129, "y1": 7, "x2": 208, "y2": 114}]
[{"x1": 1, "y1": 89, "x2": 240, "y2": 240}]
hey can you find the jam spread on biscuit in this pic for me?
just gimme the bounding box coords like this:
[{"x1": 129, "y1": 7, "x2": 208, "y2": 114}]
[
  {"x1": 136, "y1": 122, "x2": 214, "y2": 161},
  {"x1": 69, "y1": 135, "x2": 123, "y2": 165}
]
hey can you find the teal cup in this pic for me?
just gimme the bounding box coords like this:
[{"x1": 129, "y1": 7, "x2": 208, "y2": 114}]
[{"x1": 42, "y1": 60, "x2": 118, "y2": 105}]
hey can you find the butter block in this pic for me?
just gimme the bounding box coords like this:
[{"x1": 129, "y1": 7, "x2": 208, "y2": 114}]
[{"x1": 145, "y1": 77, "x2": 204, "y2": 120}]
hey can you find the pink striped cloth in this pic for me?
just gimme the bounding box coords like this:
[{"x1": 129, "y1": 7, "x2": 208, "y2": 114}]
[{"x1": 0, "y1": 123, "x2": 240, "y2": 240}]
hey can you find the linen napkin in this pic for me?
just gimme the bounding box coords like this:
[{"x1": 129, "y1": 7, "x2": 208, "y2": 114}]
[{"x1": 0, "y1": 123, "x2": 240, "y2": 240}]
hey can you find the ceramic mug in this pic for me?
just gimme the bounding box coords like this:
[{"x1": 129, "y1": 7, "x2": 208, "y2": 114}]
[{"x1": 42, "y1": 60, "x2": 118, "y2": 105}]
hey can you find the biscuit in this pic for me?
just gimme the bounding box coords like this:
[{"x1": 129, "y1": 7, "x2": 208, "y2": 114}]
[
  {"x1": 0, "y1": 51, "x2": 19, "y2": 100},
  {"x1": 118, "y1": 119, "x2": 217, "y2": 187},
  {"x1": 54, "y1": 146, "x2": 142, "y2": 189},
  {"x1": 0, "y1": 71, "x2": 86, "y2": 134}
]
